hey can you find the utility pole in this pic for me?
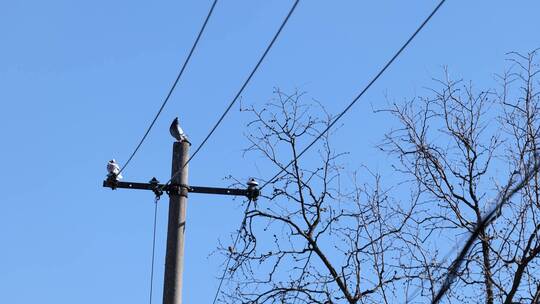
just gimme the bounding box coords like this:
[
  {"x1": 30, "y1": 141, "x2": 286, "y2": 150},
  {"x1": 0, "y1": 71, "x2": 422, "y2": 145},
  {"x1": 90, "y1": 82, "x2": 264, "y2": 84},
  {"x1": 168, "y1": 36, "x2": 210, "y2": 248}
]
[
  {"x1": 103, "y1": 122, "x2": 259, "y2": 304},
  {"x1": 163, "y1": 141, "x2": 189, "y2": 304}
]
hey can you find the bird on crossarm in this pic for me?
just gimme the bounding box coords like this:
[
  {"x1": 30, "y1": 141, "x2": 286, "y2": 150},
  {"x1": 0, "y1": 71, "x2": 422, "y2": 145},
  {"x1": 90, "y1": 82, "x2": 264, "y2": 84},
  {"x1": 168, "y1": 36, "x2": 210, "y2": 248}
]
[{"x1": 106, "y1": 159, "x2": 123, "y2": 181}]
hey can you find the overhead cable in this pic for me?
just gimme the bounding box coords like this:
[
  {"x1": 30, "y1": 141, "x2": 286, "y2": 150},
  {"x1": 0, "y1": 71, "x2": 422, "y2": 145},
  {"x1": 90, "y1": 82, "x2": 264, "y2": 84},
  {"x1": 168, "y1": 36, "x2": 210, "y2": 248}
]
[
  {"x1": 163, "y1": 0, "x2": 300, "y2": 188},
  {"x1": 260, "y1": 0, "x2": 446, "y2": 191},
  {"x1": 120, "y1": 0, "x2": 219, "y2": 174}
]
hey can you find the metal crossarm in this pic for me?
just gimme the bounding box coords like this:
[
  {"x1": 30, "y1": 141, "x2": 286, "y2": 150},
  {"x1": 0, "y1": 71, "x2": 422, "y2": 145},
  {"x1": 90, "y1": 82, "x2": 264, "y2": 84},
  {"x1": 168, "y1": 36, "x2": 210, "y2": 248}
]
[{"x1": 103, "y1": 178, "x2": 259, "y2": 201}]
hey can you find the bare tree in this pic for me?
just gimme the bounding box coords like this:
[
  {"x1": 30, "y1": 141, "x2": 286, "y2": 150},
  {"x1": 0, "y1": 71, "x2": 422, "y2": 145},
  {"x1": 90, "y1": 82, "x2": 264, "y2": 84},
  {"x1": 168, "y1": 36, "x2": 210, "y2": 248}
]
[
  {"x1": 215, "y1": 50, "x2": 540, "y2": 304},
  {"x1": 217, "y1": 90, "x2": 424, "y2": 304},
  {"x1": 382, "y1": 49, "x2": 540, "y2": 304}
]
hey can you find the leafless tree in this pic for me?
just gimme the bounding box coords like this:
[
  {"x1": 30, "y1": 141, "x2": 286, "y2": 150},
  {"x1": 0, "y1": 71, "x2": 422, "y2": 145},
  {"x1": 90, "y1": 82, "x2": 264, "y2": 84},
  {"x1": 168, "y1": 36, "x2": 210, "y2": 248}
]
[
  {"x1": 381, "y1": 49, "x2": 540, "y2": 304},
  {"x1": 217, "y1": 90, "x2": 425, "y2": 303},
  {"x1": 216, "y1": 50, "x2": 540, "y2": 304}
]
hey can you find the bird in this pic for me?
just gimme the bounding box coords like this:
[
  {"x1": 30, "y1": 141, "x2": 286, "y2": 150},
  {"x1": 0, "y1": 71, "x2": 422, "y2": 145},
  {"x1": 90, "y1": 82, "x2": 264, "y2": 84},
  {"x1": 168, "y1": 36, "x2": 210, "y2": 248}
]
[
  {"x1": 107, "y1": 159, "x2": 123, "y2": 180},
  {"x1": 169, "y1": 117, "x2": 190, "y2": 143}
]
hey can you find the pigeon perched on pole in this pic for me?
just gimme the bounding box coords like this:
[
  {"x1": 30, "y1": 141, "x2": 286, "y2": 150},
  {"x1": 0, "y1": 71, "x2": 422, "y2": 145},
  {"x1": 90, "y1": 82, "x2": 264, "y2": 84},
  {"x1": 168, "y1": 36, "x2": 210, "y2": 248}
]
[
  {"x1": 169, "y1": 117, "x2": 190, "y2": 143},
  {"x1": 107, "y1": 159, "x2": 123, "y2": 180}
]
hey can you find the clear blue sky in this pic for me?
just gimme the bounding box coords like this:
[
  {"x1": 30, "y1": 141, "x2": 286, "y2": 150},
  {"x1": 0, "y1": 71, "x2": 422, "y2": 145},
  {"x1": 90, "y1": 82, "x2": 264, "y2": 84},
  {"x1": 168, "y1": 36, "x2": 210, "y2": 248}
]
[{"x1": 1, "y1": 1, "x2": 539, "y2": 303}]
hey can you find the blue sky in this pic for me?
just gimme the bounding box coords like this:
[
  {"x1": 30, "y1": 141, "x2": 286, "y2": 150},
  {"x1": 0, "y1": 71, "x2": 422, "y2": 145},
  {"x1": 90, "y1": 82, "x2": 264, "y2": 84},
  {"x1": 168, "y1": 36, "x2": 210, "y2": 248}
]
[{"x1": 1, "y1": 1, "x2": 539, "y2": 303}]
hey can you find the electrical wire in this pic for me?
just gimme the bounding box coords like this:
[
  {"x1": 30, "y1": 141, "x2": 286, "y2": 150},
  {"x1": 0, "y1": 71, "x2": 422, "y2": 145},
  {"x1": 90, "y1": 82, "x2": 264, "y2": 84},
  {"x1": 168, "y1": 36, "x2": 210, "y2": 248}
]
[
  {"x1": 148, "y1": 196, "x2": 160, "y2": 304},
  {"x1": 210, "y1": 1, "x2": 446, "y2": 301},
  {"x1": 405, "y1": 234, "x2": 469, "y2": 303},
  {"x1": 260, "y1": 0, "x2": 446, "y2": 191},
  {"x1": 211, "y1": 200, "x2": 253, "y2": 304},
  {"x1": 119, "y1": 0, "x2": 219, "y2": 175},
  {"x1": 208, "y1": 2, "x2": 301, "y2": 301},
  {"x1": 161, "y1": 0, "x2": 300, "y2": 189},
  {"x1": 431, "y1": 161, "x2": 540, "y2": 304}
]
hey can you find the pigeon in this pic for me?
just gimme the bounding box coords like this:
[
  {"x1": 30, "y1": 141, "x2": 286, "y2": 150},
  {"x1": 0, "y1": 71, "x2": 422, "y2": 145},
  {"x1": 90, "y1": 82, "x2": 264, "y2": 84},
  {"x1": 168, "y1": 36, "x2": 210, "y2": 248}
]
[
  {"x1": 107, "y1": 159, "x2": 123, "y2": 180},
  {"x1": 169, "y1": 117, "x2": 189, "y2": 143}
]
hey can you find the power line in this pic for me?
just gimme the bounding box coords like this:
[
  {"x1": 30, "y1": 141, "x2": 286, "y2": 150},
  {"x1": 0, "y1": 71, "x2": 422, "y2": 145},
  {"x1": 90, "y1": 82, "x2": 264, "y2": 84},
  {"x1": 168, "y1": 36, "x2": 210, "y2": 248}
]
[
  {"x1": 211, "y1": 0, "x2": 446, "y2": 301},
  {"x1": 119, "y1": 0, "x2": 219, "y2": 175},
  {"x1": 148, "y1": 197, "x2": 160, "y2": 304},
  {"x1": 260, "y1": 0, "x2": 446, "y2": 191},
  {"x1": 432, "y1": 161, "x2": 540, "y2": 304},
  {"x1": 208, "y1": 2, "x2": 302, "y2": 300},
  {"x1": 405, "y1": 234, "x2": 469, "y2": 303},
  {"x1": 162, "y1": 0, "x2": 300, "y2": 188}
]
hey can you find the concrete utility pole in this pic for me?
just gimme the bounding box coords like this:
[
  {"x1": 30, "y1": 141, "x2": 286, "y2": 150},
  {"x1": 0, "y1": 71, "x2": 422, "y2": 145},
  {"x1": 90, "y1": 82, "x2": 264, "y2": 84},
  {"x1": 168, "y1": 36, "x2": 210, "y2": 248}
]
[
  {"x1": 102, "y1": 118, "x2": 260, "y2": 304},
  {"x1": 163, "y1": 141, "x2": 189, "y2": 304}
]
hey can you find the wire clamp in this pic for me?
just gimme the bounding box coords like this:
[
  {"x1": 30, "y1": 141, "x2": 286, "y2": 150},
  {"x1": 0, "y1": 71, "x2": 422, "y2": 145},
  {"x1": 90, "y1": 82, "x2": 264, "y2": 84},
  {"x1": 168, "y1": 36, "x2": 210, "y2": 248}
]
[{"x1": 167, "y1": 184, "x2": 190, "y2": 197}]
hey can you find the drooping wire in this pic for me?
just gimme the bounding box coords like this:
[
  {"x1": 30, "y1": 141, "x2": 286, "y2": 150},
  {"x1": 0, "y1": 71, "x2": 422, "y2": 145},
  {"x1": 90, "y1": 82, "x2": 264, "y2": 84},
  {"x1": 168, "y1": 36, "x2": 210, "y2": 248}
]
[
  {"x1": 260, "y1": 0, "x2": 447, "y2": 191},
  {"x1": 161, "y1": 0, "x2": 301, "y2": 189},
  {"x1": 148, "y1": 196, "x2": 160, "y2": 304},
  {"x1": 207, "y1": 1, "x2": 447, "y2": 301},
  {"x1": 431, "y1": 161, "x2": 540, "y2": 304},
  {"x1": 405, "y1": 234, "x2": 469, "y2": 303},
  {"x1": 211, "y1": 199, "x2": 253, "y2": 304},
  {"x1": 119, "y1": 0, "x2": 219, "y2": 175}
]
